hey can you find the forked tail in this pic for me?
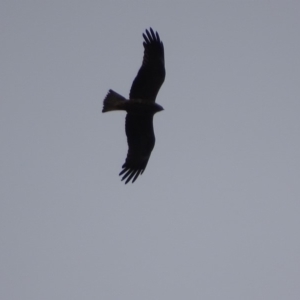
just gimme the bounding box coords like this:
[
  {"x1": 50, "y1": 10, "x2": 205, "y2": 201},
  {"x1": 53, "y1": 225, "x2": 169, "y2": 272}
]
[{"x1": 102, "y1": 90, "x2": 127, "y2": 112}]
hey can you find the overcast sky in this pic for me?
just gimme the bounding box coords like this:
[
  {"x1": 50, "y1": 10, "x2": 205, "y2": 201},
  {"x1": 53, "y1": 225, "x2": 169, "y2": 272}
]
[{"x1": 1, "y1": 1, "x2": 300, "y2": 299}]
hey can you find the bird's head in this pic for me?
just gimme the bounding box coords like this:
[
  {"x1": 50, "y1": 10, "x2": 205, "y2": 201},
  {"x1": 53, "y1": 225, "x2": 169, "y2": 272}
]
[{"x1": 153, "y1": 103, "x2": 164, "y2": 113}]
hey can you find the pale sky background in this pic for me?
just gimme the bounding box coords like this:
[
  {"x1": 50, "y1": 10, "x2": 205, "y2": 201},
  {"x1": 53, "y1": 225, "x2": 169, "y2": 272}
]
[{"x1": 1, "y1": 1, "x2": 300, "y2": 299}]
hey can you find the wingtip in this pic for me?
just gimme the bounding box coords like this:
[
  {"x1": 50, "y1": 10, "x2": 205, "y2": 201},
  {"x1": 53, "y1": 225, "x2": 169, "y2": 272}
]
[
  {"x1": 119, "y1": 166, "x2": 144, "y2": 184},
  {"x1": 143, "y1": 27, "x2": 161, "y2": 44}
]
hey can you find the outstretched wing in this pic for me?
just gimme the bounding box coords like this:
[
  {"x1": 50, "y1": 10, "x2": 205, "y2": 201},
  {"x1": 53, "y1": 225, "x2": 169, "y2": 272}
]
[
  {"x1": 129, "y1": 28, "x2": 165, "y2": 102},
  {"x1": 119, "y1": 113, "x2": 155, "y2": 184}
]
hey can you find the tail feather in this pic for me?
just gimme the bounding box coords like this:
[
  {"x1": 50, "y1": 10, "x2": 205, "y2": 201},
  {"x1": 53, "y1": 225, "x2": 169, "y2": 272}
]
[{"x1": 102, "y1": 90, "x2": 127, "y2": 112}]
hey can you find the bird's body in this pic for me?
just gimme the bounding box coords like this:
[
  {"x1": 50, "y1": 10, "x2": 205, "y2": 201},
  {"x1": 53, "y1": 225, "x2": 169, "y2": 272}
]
[{"x1": 102, "y1": 28, "x2": 165, "y2": 184}]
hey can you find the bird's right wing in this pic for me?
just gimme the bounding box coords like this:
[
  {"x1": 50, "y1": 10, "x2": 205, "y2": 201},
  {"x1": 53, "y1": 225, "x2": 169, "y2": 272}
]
[{"x1": 119, "y1": 113, "x2": 156, "y2": 184}]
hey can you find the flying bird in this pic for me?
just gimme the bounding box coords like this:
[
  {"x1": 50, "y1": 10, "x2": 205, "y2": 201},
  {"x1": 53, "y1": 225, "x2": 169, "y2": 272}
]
[{"x1": 102, "y1": 28, "x2": 166, "y2": 184}]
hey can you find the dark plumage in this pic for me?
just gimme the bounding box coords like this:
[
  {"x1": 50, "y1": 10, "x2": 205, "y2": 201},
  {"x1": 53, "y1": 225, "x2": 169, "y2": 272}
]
[{"x1": 102, "y1": 28, "x2": 165, "y2": 184}]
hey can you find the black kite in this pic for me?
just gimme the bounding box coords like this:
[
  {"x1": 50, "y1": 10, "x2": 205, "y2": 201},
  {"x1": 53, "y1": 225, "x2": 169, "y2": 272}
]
[{"x1": 102, "y1": 28, "x2": 165, "y2": 184}]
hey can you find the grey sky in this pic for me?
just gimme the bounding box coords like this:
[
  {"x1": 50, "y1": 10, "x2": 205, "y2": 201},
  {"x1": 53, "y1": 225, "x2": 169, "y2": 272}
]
[{"x1": 1, "y1": 1, "x2": 300, "y2": 299}]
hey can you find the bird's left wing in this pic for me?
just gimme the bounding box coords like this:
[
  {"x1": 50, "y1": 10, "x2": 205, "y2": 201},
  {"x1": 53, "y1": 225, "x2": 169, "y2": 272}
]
[{"x1": 129, "y1": 28, "x2": 165, "y2": 102}]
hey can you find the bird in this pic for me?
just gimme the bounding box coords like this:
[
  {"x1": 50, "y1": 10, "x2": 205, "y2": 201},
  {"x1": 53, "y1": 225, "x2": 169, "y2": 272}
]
[{"x1": 102, "y1": 28, "x2": 166, "y2": 184}]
